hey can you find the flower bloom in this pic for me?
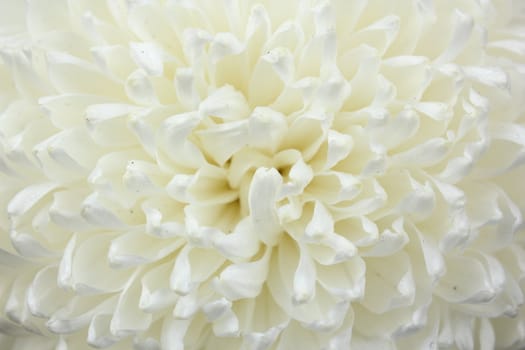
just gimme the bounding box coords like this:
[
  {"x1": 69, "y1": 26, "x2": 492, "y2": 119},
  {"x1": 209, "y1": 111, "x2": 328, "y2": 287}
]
[{"x1": 1, "y1": 0, "x2": 525, "y2": 349}]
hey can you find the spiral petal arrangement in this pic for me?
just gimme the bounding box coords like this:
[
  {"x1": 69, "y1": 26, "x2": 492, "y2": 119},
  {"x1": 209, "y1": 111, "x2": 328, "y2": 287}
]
[{"x1": 1, "y1": 0, "x2": 525, "y2": 349}]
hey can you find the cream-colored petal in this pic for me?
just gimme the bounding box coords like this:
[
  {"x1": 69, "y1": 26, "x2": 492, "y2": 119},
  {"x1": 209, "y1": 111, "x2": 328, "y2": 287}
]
[
  {"x1": 248, "y1": 168, "x2": 283, "y2": 246},
  {"x1": 213, "y1": 247, "x2": 270, "y2": 300}
]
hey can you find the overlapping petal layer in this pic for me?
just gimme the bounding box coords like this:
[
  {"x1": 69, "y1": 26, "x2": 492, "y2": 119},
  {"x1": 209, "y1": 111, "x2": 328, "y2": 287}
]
[{"x1": 1, "y1": 0, "x2": 525, "y2": 349}]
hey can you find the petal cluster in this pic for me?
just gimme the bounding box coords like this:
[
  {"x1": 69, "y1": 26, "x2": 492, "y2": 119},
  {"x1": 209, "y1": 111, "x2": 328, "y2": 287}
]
[{"x1": 0, "y1": 0, "x2": 525, "y2": 349}]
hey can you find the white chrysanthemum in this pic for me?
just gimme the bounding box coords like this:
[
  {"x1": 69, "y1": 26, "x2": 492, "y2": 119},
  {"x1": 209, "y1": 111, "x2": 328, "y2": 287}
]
[{"x1": 1, "y1": 0, "x2": 525, "y2": 349}]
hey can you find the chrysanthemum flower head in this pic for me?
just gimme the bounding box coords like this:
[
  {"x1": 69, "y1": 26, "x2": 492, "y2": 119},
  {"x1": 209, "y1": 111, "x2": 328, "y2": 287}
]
[{"x1": 1, "y1": 0, "x2": 525, "y2": 349}]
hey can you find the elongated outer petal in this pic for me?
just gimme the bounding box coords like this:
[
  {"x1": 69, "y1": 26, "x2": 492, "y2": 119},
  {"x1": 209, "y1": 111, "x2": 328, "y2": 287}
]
[
  {"x1": 47, "y1": 296, "x2": 118, "y2": 334},
  {"x1": 70, "y1": 234, "x2": 132, "y2": 295},
  {"x1": 110, "y1": 279, "x2": 152, "y2": 337},
  {"x1": 108, "y1": 231, "x2": 184, "y2": 268},
  {"x1": 27, "y1": 265, "x2": 70, "y2": 318},
  {"x1": 7, "y1": 182, "x2": 58, "y2": 221}
]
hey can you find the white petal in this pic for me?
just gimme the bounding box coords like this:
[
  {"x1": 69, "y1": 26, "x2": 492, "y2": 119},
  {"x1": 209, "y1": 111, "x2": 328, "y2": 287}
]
[
  {"x1": 212, "y1": 218, "x2": 260, "y2": 261},
  {"x1": 160, "y1": 317, "x2": 189, "y2": 350},
  {"x1": 317, "y1": 256, "x2": 366, "y2": 301},
  {"x1": 479, "y1": 318, "x2": 495, "y2": 350},
  {"x1": 170, "y1": 246, "x2": 225, "y2": 295},
  {"x1": 211, "y1": 307, "x2": 239, "y2": 337},
  {"x1": 309, "y1": 233, "x2": 357, "y2": 265},
  {"x1": 436, "y1": 255, "x2": 498, "y2": 304},
  {"x1": 434, "y1": 9, "x2": 473, "y2": 64},
  {"x1": 292, "y1": 242, "x2": 317, "y2": 305},
  {"x1": 279, "y1": 158, "x2": 314, "y2": 198},
  {"x1": 196, "y1": 120, "x2": 249, "y2": 166},
  {"x1": 248, "y1": 107, "x2": 288, "y2": 153},
  {"x1": 39, "y1": 94, "x2": 111, "y2": 129},
  {"x1": 306, "y1": 172, "x2": 362, "y2": 204},
  {"x1": 349, "y1": 15, "x2": 400, "y2": 55},
  {"x1": 174, "y1": 67, "x2": 202, "y2": 110},
  {"x1": 169, "y1": 245, "x2": 193, "y2": 296},
  {"x1": 305, "y1": 201, "x2": 333, "y2": 240},
  {"x1": 7, "y1": 182, "x2": 58, "y2": 220},
  {"x1": 166, "y1": 174, "x2": 195, "y2": 203},
  {"x1": 87, "y1": 314, "x2": 119, "y2": 348},
  {"x1": 160, "y1": 112, "x2": 206, "y2": 168},
  {"x1": 85, "y1": 104, "x2": 138, "y2": 147},
  {"x1": 414, "y1": 102, "x2": 451, "y2": 121},
  {"x1": 172, "y1": 292, "x2": 200, "y2": 320},
  {"x1": 248, "y1": 168, "x2": 283, "y2": 246},
  {"x1": 91, "y1": 45, "x2": 135, "y2": 80},
  {"x1": 335, "y1": 215, "x2": 378, "y2": 247},
  {"x1": 81, "y1": 193, "x2": 127, "y2": 229},
  {"x1": 362, "y1": 252, "x2": 415, "y2": 313},
  {"x1": 47, "y1": 52, "x2": 125, "y2": 98},
  {"x1": 129, "y1": 42, "x2": 165, "y2": 76},
  {"x1": 392, "y1": 137, "x2": 449, "y2": 167},
  {"x1": 202, "y1": 298, "x2": 231, "y2": 322},
  {"x1": 199, "y1": 85, "x2": 250, "y2": 121},
  {"x1": 324, "y1": 130, "x2": 354, "y2": 170},
  {"x1": 4, "y1": 272, "x2": 39, "y2": 332},
  {"x1": 139, "y1": 262, "x2": 178, "y2": 313},
  {"x1": 213, "y1": 248, "x2": 271, "y2": 300},
  {"x1": 242, "y1": 323, "x2": 287, "y2": 350},
  {"x1": 108, "y1": 231, "x2": 184, "y2": 268},
  {"x1": 369, "y1": 109, "x2": 419, "y2": 150},
  {"x1": 0, "y1": 0, "x2": 26, "y2": 35},
  {"x1": 463, "y1": 66, "x2": 509, "y2": 90},
  {"x1": 110, "y1": 281, "x2": 152, "y2": 337},
  {"x1": 125, "y1": 69, "x2": 158, "y2": 106},
  {"x1": 415, "y1": 227, "x2": 445, "y2": 282},
  {"x1": 228, "y1": 149, "x2": 272, "y2": 188},
  {"x1": 47, "y1": 296, "x2": 117, "y2": 334},
  {"x1": 397, "y1": 178, "x2": 435, "y2": 219},
  {"x1": 262, "y1": 47, "x2": 295, "y2": 84},
  {"x1": 49, "y1": 191, "x2": 92, "y2": 232},
  {"x1": 245, "y1": 3, "x2": 271, "y2": 42},
  {"x1": 27, "y1": 265, "x2": 70, "y2": 318},
  {"x1": 70, "y1": 234, "x2": 131, "y2": 294},
  {"x1": 142, "y1": 200, "x2": 185, "y2": 238},
  {"x1": 248, "y1": 50, "x2": 286, "y2": 105},
  {"x1": 209, "y1": 32, "x2": 244, "y2": 64},
  {"x1": 332, "y1": 179, "x2": 387, "y2": 217},
  {"x1": 275, "y1": 321, "x2": 320, "y2": 350}
]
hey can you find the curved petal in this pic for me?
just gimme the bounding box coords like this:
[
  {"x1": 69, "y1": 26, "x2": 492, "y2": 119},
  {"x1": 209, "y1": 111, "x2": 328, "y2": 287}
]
[
  {"x1": 248, "y1": 167, "x2": 283, "y2": 246},
  {"x1": 213, "y1": 247, "x2": 271, "y2": 300}
]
